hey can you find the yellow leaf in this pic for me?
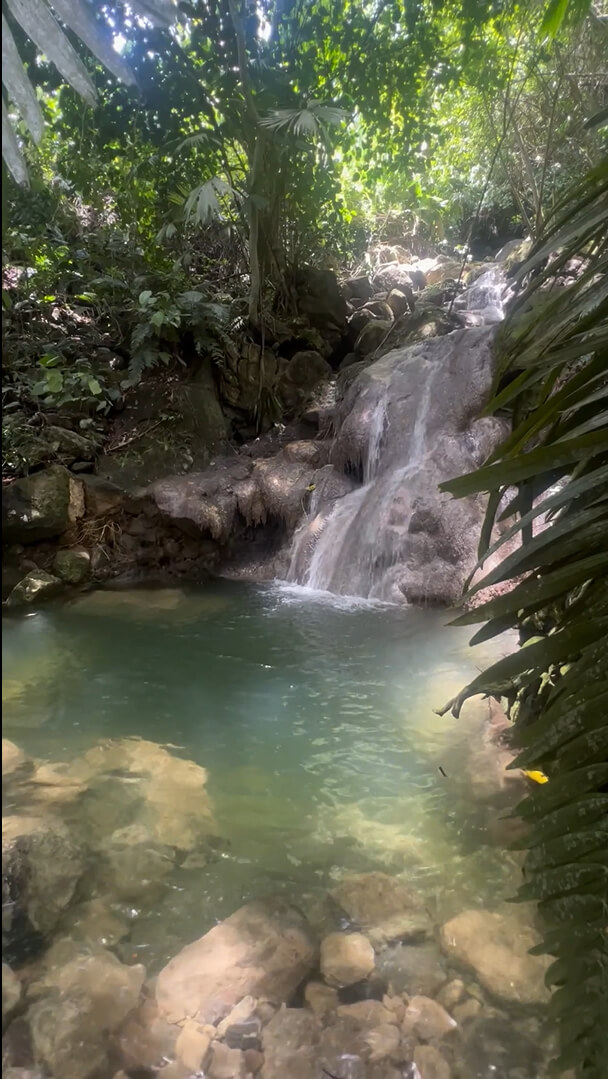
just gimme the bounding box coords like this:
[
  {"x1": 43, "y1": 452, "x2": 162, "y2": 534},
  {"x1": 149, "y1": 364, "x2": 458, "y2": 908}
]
[{"x1": 524, "y1": 769, "x2": 549, "y2": 785}]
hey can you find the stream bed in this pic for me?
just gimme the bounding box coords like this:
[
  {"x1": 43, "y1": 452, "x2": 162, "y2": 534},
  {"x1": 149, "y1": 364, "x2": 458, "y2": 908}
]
[{"x1": 2, "y1": 580, "x2": 552, "y2": 1078}]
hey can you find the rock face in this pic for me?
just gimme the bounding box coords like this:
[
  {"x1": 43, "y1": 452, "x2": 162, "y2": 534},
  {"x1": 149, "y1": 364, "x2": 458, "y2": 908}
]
[
  {"x1": 320, "y1": 932, "x2": 375, "y2": 988},
  {"x1": 288, "y1": 328, "x2": 508, "y2": 603},
  {"x1": 155, "y1": 899, "x2": 317, "y2": 1025},
  {"x1": 2, "y1": 466, "x2": 83, "y2": 543},
  {"x1": 439, "y1": 908, "x2": 551, "y2": 1005}
]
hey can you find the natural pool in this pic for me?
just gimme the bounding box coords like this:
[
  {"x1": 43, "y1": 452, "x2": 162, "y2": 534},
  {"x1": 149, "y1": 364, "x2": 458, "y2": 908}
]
[{"x1": 2, "y1": 581, "x2": 552, "y2": 1078}]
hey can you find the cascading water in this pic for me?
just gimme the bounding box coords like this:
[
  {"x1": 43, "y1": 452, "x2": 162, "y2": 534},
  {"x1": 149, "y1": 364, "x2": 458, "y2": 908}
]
[
  {"x1": 286, "y1": 288, "x2": 508, "y2": 604},
  {"x1": 456, "y1": 263, "x2": 510, "y2": 325}
]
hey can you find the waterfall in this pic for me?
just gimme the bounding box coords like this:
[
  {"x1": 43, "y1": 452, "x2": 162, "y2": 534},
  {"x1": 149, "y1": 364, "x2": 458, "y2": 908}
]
[{"x1": 457, "y1": 264, "x2": 509, "y2": 325}]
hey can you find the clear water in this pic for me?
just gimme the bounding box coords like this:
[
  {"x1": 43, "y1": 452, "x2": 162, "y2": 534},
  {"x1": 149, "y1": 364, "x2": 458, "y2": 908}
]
[{"x1": 2, "y1": 580, "x2": 526, "y2": 975}]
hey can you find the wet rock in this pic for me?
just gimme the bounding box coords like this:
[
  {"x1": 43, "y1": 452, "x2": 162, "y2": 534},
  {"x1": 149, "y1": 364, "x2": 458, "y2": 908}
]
[
  {"x1": 439, "y1": 909, "x2": 551, "y2": 1006},
  {"x1": 364, "y1": 1023, "x2": 401, "y2": 1063},
  {"x1": 336, "y1": 1000, "x2": 397, "y2": 1027},
  {"x1": 175, "y1": 1019, "x2": 212, "y2": 1072},
  {"x1": 4, "y1": 1069, "x2": 44, "y2": 1079},
  {"x1": 6, "y1": 571, "x2": 63, "y2": 608},
  {"x1": 156, "y1": 899, "x2": 317, "y2": 1025},
  {"x1": 413, "y1": 1044, "x2": 452, "y2": 1079},
  {"x1": 371, "y1": 264, "x2": 419, "y2": 293},
  {"x1": 338, "y1": 974, "x2": 388, "y2": 1004},
  {"x1": 402, "y1": 995, "x2": 457, "y2": 1041},
  {"x1": 216, "y1": 995, "x2": 258, "y2": 1038},
  {"x1": 456, "y1": 1015, "x2": 544, "y2": 1079},
  {"x1": 2, "y1": 964, "x2": 22, "y2": 1027},
  {"x1": 2, "y1": 740, "x2": 30, "y2": 779},
  {"x1": 208, "y1": 1041, "x2": 247, "y2": 1078},
  {"x1": 28, "y1": 994, "x2": 108, "y2": 1079},
  {"x1": 452, "y1": 998, "x2": 482, "y2": 1025},
  {"x1": 115, "y1": 995, "x2": 179, "y2": 1072},
  {"x1": 52, "y1": 548, "x2": 91, "y2": 584},
  {"x1": 2, "y1": 814, "x2": 83, "y2": 949},
  {"x1": 375, "y1": 942, "x2": 447, "y2": 996},
  {"x1": 260, "y1": 1007, "x2": 320, "y2": 1079},
  {"x1": 304, "y1": 981, "x2": 338, "y2": 1019},
  {"x1": 321, "y1": 933, "x2": 375, "y2": 988},
  {"x1": 244, "y1": 1047, "x2": 264, "y2": 1074},
  {"x1": 331, "y1": 872, "x2": 430, "y2": 946},
  {"x1": 435, "y1": 979, "x2": 465, "y2": 1013},
  {"x1": 2, "y1": 466, "x2": 83, "y2": 544},
  {"x1": 29, "y1": 937, "x2": 145, "y2": 1031},
  {"x1": 60, "y1": 898, "x2": 130, "y2": 949}
]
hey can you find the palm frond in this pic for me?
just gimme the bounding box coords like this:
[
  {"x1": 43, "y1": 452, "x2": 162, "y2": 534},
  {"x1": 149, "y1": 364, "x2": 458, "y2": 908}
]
[
  {"x1": 438, "y1": 150, "x2": 608, "y2": 1079},
  {"x1": 182, "y1": 177, "x2": 236, "y2": 226},
  {"x1": 259, "y1": 101, "x2": 349, "y2": 137},
  {"x1": 2, "y1": 0, "x2": 176, "y2": 185}
]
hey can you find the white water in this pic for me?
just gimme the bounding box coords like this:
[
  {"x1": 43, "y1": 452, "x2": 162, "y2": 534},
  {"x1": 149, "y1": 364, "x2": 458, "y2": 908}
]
[{"x1": 458, "y1": 263, "x2": 508, "y2": 323}]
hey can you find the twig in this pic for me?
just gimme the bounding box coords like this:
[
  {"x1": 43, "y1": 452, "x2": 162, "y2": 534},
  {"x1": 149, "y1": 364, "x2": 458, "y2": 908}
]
[{"x1": 105, "y1": 419, "x2": 164, "y2": 454}]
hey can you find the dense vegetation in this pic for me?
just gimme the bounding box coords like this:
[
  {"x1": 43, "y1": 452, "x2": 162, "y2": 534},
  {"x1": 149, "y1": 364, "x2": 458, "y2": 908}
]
[{"x1": 2, "y1": 2, "x2": 607, "y2": 1076}]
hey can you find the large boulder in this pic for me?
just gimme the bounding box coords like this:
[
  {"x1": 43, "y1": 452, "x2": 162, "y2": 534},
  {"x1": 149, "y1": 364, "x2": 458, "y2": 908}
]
[
  {"x1": 2, "y1": 466, "x2": 83, "y2": 543},
  {"x1": 2, "y1": 815, "x2": 84, "y2": 957},
  {"x1": 6, "y1": 571, "x2": 63, "y2": 608},
  {"x1": 439, "y1": 908, "x2": 551, "y2": 1006},
  {"x1": 155, "y1": 899, "x2": 317, "y2": 1025}
]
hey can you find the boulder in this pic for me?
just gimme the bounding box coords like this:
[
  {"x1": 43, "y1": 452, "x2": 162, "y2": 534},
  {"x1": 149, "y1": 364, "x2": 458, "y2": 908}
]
[
  {"x1": 28, "y1": 994, "x2": 109, "y2": 1079},
  {"x1": 320, "y1": 932, "x2": 375, "y2": 988},
  {"x1": 6, "y1": 571, "x2": 63, "y2": 607},
  {"x1": 336, "y1": 1000, "x2": 397, "y2": 1027},
  {"x1": 208, "y1": 1041, "x2": 247, "y2": 1079},
  {"x1": 435, "y1": 979, "x2": 465, "y2": 1013},
  {"x1": 52, "y1": 548, "x2": 91, "y2": 584},
  {"x1": 414, "y1": 1044, "x2": 452, "y2": 1079},
  {"x1": 371, "y1": 264, "x2": 420, "y2": 293},
  {"x1": 29, "y1": 938, "x2": 145, "y2": 1032},
  {"x1": 97, "y1": 823, "x2": 175, "y2": 901},
  {"x1": 115, "y1": 995, "x2": 179, "y2": 1072},
  {"x1": 343, "y1": 276, "x2": 373, "y2": 301},
  {"x1": 2, "y1": 466, "x2": 83, "y2": 543},
  {"x1": 155, "y1": 899, "x2": 317, "y2": 1025},
  {"x1": 175, "y1": 1019, "x2": 212, "y2": 1072},
  {"x1": 354, "y1": 319, "x2": 393, "y2": 357},
  {"x1": 402, "y1": 996, "x2": 457, "y2": 1041},
  {"x1": 439, "y1": 908, "x2": 551, "y2": 1005},
  {"x1": 423, "y1": 259, "x2": 462, "y2": 286},
  {"x1": 2, "y1": 963, "x2": 22, "y2": 1028},
  {"x1": 330, "y1": 873, "x2": 430, "y2": 946},
  {"x1": 386, "y1": 288, "x2": 413, "y2": 317},
  {"x1": 2, "y1": 815, "x2": 83, "y2": 955},
  {"x1": 2, "y1": 740, "x2": 31, "y2": 779},
  {"x1": 260, "y1": 1007, "x2": 321, "y2": 1079}
]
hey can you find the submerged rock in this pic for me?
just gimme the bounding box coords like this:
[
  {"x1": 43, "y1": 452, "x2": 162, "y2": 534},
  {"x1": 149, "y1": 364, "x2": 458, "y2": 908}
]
[
  {"x1": 413, "y1": 1044, "x2": 452, "y2": 1079},
  {"x1": 330, "y1": 872, "x2": 430, "y2": 946},
  {"x1": 155, "y1": 899, "x2": 317, "y2": 1025},
  {"x1": 320, "y1": 932, "x2": 376, "y2": 988},
  {"x1": 375, "y1": 942, "x2": 447, "y2": 997},
  {"x1": 402, "y1": 995, "x2": 457, "y2": 1041},
  {"x1": 260, "y1": 1007, "x2": 320, "y2": 1079},
  {"x1": 2, "y1": 740, "x2": 31, "y2": 779},
  {"x1": 2, "y1": 963, "x2": 22, "y2": 1028},
  {"x1": 439, "y1": 908, "x2": 551, "y2": 1006}
]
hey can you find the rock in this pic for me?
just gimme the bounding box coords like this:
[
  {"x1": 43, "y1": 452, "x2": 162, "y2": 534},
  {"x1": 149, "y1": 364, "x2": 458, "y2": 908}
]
[
  {"x1": 424, "y1": 259, "x2": 462, "y2": 286},
  {"x1": 321, "y1": 933, "x2": 375, "y2": 988},
  {"x1": 354, "y1": 319, "x2": 393, "y2": 356},
  {"x1": 260, "y1": 1007, "x2": 320, "y2": 1079},
  {"x1": 156, "y1": 899, "x2": 317, "y2": 1025},
  {"x1": 61, "y1": 898, "x2": 129, "y2": 948},
  {"x1": 386, "y1": 288, "x2": 413, "y2": 317},
  {"x1": 287, "y1": 350, "x2": 333, "y2": 391},
  {"x1": 115, "y1": 995, "x2": 179, "y2": 1072},
  {"x1": 2, "y1": 964, "x2": 21, "y2": 1027},
  {"x1": 435, "y1": 979, "x2": 465, "y2": 1012},
  {"x1": 216, "y1": 995, "x2": 258, "y2": 1038},
  {"x1": 452, "y1": 998, "x2": 482, "y2": 1024},
  {"x1": 413, "y1": 1044, "x2": 452, "y2": 1079},
  {"x1": 244, "y1": 1047, "x2": 264, "y2": 1074},
  {"x1": 336, "y1": 1000, "x2": 397, "y2": 1027},
  {"x1": 2, "y1": 740, "x2": 30, "y2": 779},
  {"x1": 53, "y1": 548, "x2": 91, "y2": 584},
  {"x1": 28, "y1": 995, "x2": 109, "y2": 1079},
  {"x1": 304, "y1": 981, "x2": 338, "y2": 1019},
  {"x1": 364, "y1": 1023, "x2": 401, "y2": 1063},
  {"x1": 371, "y1": 264, "x2": 419, "y2": 293},
  {"x1": 402, "y1": 996, "x2": 457, "y2": 1041},
  {"x1": 29, "y1": 937, "x2": 145, "y2": 1032},
  {"x1": 208, "y1": 1041, "x2": 247, "y2": 1078},
  {"x1": 330, "y1": 873, "x2": 430, "y2": 946},
  {"x1": 363, "y1": 300, "x2": 395, "y2": 321},
  {"x1": 439, "y1": 909, "x2": 551, "y2": 1005},
  {"x1": 223, "y1": 1018, "x2": 262, "y2": 1052},
  {"x1": 176, "y1": 1019, "x2": 212, "y2": 1072},
  {"x1": 2, "y1": 466, "x2": 83, "y2": 544},
  {"x1": 375, "y1": 942, "x2": 447, "y2": 996},
  {"x1": 98, "y1": 823, "x2": 175, "y2": 901},
  {"x1": 6, "y1": 571, "x2": 63, "y2": 607},
  {"x1": 343, "y1": 276, "x2": 373, "y2": 301},
  {"x1": 457, "y1": 1015, "x2": 544, "y2": 1078},
  {"x1": 2, "y1": 815, "x2": 83, "y2": 955}
]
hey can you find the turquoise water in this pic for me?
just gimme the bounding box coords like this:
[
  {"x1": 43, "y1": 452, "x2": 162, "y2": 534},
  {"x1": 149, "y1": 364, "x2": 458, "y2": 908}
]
[{"x1": 2, "y1": 580, "x2": 523, "y2": 971}]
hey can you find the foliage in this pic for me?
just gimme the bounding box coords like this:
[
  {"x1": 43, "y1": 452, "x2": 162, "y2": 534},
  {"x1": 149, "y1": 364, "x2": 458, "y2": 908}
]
[{"x1": 438, "y1": 150, "x2": 608, "y2": 1077}]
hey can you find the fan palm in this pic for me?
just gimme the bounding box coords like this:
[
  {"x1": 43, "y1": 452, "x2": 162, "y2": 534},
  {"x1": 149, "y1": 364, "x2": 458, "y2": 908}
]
[
  {"x1": 438, "y1": 147, "x2": 608, "y2": 1078},
  {"x1": 2, "y1": 0, "x2": 176, "y2": 185}
]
